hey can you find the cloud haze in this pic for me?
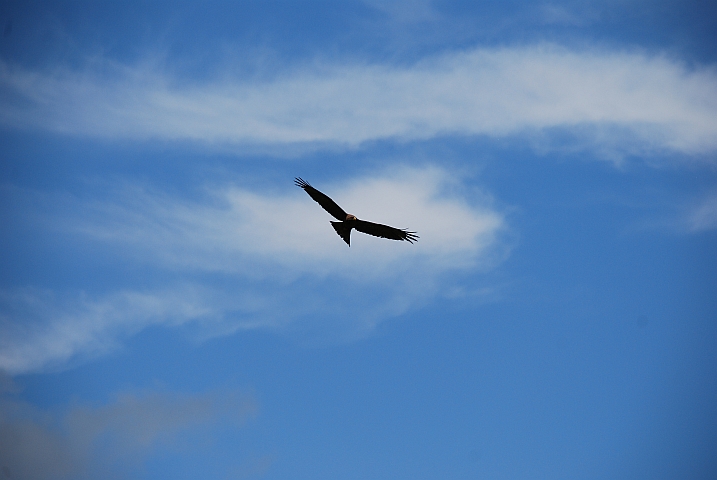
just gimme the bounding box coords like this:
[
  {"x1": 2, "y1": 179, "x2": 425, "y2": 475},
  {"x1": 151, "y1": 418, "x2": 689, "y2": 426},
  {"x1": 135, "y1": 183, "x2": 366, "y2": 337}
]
[{"x1": 2, "y1": 2, "x2": 716, "y2": 478}]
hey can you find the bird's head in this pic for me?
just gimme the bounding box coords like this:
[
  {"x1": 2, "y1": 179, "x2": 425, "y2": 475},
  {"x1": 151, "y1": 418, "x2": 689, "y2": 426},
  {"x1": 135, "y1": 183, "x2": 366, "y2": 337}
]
[{"x1": 345, "y1": 214, "x2": 357, "y2": 221}]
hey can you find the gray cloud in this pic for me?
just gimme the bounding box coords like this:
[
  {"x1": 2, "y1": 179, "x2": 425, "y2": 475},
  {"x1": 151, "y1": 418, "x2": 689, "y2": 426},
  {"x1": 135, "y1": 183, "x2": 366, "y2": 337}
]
[{"x1": 0, "y1": 388, "x2": 256, "y2": 480}]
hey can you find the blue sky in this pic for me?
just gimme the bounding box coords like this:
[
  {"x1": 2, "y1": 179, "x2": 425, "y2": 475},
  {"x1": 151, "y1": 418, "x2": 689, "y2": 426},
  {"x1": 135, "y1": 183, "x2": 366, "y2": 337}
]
[{"x1": 1, "y1": 0, "x2": 716, "y2": 478}]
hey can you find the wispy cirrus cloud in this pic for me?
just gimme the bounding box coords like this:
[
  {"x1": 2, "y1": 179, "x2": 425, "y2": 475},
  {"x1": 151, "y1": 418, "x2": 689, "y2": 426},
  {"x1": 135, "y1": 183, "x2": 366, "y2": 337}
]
[
  {"x1": 687, "y1": 192, "x2": 717, "y2": 232},
  {"x1": 0, "y1": 167, "x2": 508, "y2": 374},
  {"x1": 1, "y1": 44, "x2": 716, "y2": 157},
  {"x1": 0, "y1": 286, "x2": 231, "y2": 374}
]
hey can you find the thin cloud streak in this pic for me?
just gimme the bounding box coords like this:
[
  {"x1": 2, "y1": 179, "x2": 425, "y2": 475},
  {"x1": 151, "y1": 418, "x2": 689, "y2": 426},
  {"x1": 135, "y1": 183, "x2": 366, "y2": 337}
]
[{"x1": 1, "y1": 45, "x2": 716, "y2": 155}]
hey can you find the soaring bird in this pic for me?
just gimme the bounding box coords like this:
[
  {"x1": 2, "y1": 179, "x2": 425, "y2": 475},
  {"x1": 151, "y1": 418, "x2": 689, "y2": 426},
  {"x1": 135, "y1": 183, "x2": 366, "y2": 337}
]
[{"x1": 295, "y1": 177, "x2": 419, "y2": 246}]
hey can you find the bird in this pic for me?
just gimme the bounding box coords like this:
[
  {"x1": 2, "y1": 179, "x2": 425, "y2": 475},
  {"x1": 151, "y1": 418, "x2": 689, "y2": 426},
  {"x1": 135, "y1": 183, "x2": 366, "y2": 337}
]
[{"x1": 295, "y1": 177, "x2": 419, "y2": 247}]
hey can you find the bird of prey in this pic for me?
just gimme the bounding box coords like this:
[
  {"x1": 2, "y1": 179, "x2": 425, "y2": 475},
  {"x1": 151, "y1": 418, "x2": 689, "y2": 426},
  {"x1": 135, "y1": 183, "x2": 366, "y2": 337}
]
[{"x1": 295, "y1": 177, "x2": 419, "y2": 246}]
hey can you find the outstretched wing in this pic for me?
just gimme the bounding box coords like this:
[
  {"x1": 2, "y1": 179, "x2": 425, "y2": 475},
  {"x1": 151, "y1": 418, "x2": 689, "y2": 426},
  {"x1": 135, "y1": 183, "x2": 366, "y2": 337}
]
[
  {"x1": 354, "y1": 219, "x2": 419, "y2": 243},
  {"x1": 295, "y1": 177, "x2": 347, "y2": 221}
]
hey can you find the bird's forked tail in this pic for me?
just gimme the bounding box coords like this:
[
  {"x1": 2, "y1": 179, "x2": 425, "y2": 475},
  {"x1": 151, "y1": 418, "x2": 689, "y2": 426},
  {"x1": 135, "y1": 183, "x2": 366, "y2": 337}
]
[{"x1": 331, "y1": 221, "x2": 352, "y2": 246}]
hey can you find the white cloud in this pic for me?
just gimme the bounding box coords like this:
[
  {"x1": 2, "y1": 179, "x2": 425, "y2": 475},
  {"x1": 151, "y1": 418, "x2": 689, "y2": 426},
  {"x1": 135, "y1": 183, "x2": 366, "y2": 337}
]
[
  {"x1": 74, "y1": 167, "x2": 504, "y2": 275},
  {"x1": 0, "y1": 167, "x2": 507, "y2": 374},
  {"x1": 1, "y1": 45, "x2": 716, "y2": 156}
]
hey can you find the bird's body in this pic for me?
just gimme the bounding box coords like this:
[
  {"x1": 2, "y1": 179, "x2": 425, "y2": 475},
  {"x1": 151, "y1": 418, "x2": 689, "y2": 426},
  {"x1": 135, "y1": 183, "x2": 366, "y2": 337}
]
[{"x1": 295, "y1": 177, "x2": 418, "y2": 246}]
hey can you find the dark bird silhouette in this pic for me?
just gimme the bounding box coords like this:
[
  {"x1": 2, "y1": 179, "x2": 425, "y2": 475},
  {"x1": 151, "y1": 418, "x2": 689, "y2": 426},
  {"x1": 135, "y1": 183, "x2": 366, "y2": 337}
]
[{"x1": 295, "y1": 177, "x2": 419, "y2": 246}]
